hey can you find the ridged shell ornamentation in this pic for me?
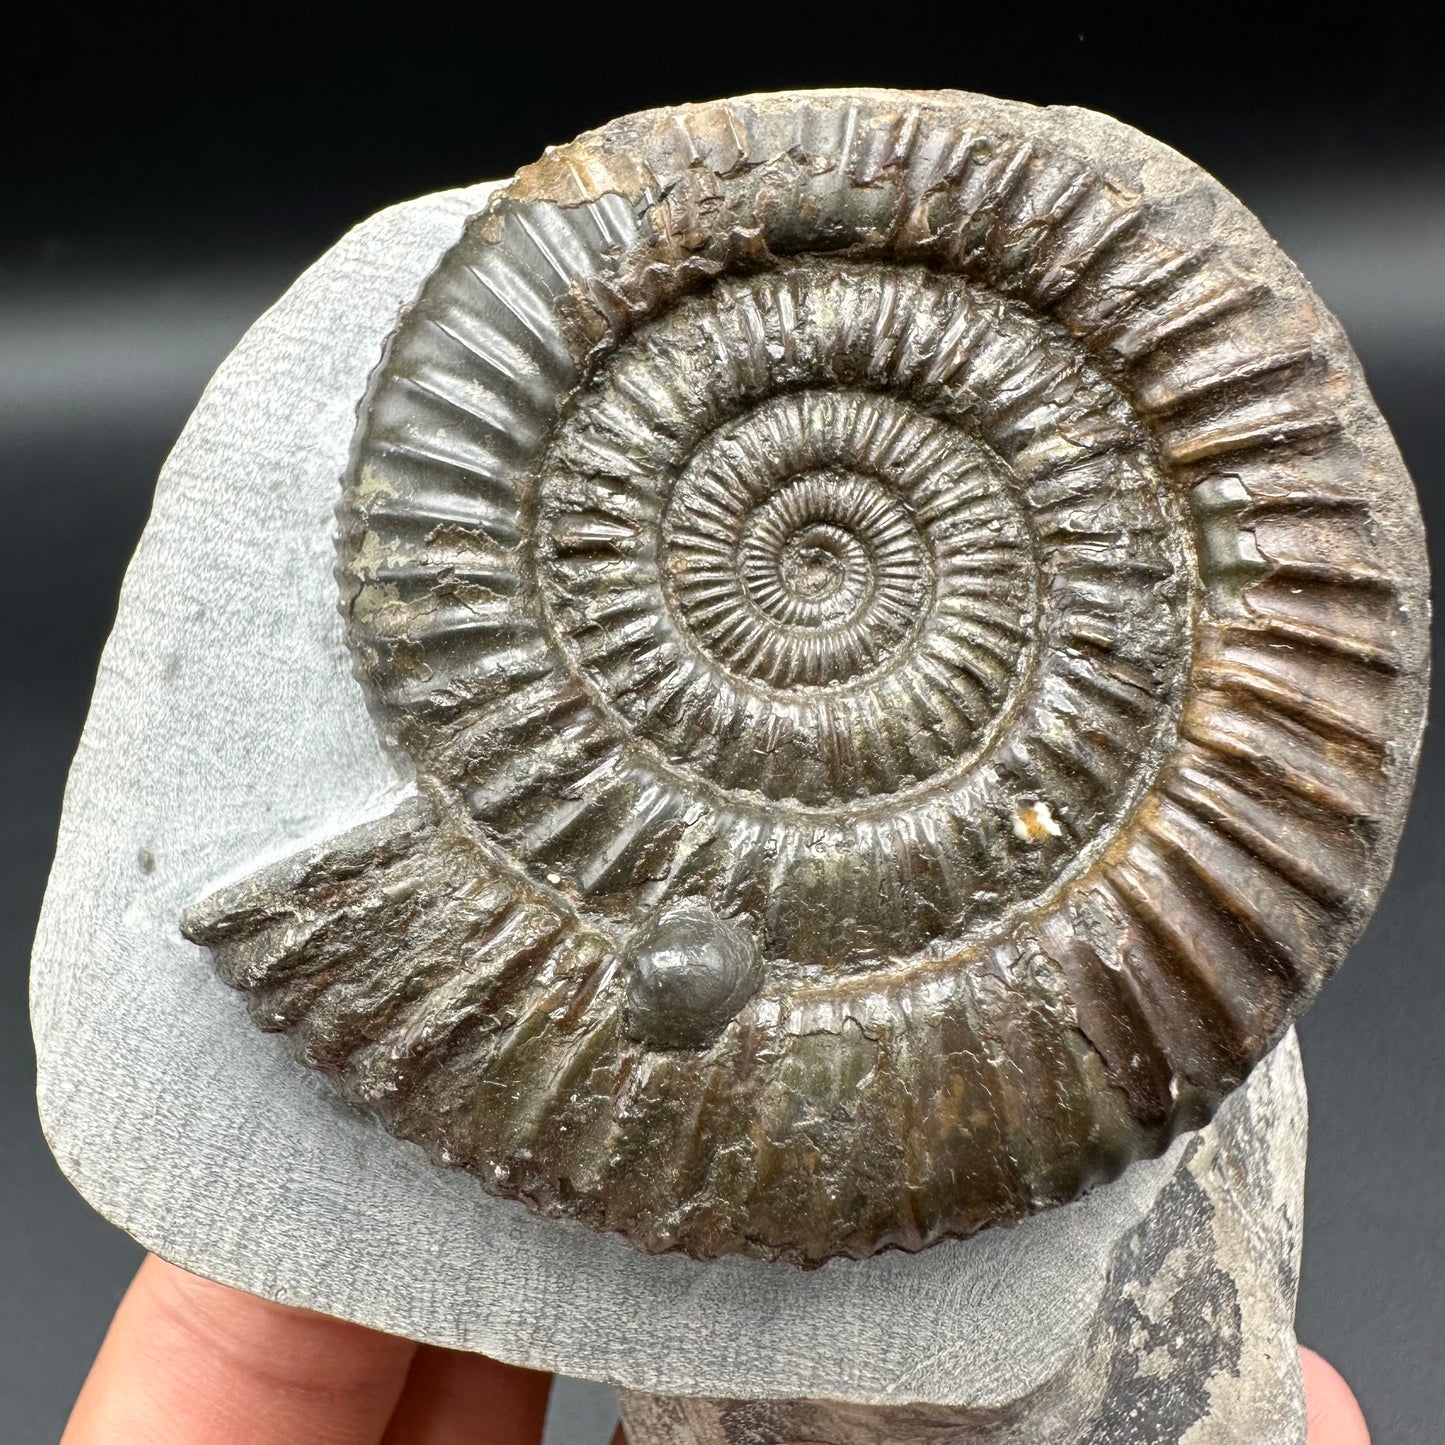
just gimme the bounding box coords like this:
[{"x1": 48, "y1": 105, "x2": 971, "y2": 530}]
[{"x1": 184, "y1": 90, "x2": 1429, "y2": 1264}]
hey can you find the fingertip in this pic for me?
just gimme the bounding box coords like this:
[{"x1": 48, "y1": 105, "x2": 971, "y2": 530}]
[{"x1": 1300, "y1": 1346, "x2": 1370, "y2": 1445}]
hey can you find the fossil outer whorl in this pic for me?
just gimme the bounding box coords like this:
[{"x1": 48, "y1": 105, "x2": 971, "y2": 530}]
[{"x1": 182, "y1": 90, "x2": 1430, "y2": 1264}]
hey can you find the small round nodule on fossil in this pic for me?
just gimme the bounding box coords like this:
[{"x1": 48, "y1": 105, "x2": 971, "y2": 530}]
[{"x1": 622, "y1": 901, "x2": 763, "y2": 1050}]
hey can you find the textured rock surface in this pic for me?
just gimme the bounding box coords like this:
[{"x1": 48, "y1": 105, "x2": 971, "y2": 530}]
[
  {"x1": 32, "y1": 177, "x2": 1305, "y2": 1414},
  {"x1": 620, "y1": 1033, "x2": 1307, "y2": 1442}
]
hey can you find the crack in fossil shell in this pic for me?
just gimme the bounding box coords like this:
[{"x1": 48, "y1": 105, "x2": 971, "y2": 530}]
[{"x1": 182, "y1": 90, "x2": 1429, "y2": 1264}]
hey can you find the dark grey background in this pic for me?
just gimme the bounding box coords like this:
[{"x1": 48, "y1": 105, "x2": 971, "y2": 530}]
[{"x1": 3, "y1": 10, "x2": 1440, "y2": 1441}]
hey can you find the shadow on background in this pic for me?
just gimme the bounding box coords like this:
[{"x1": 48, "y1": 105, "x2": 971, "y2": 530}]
[{"x1": 3, "y1": 11, "x2": 1440, "y2": 1442}]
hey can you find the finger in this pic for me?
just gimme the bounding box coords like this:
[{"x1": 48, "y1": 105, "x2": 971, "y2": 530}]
[
  {"x1": 62, "y1": 1253, "x2": 417, "y2": 1445},
  {"x1": 380, "y1": 1346, "x2": 551, "y2": 1444},
  {"x1": 1301, "y1": 1346, "x2": 1370, "y2": 1445}
]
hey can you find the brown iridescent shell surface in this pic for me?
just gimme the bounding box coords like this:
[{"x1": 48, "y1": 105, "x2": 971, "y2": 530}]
[{"x1": 184, "y1": 90, "x2": 1430, "y2": 1263}]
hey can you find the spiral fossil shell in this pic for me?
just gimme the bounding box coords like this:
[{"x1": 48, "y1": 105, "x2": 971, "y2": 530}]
[{"x1": 183, "y1": 90, "x2": 1429, "y2": 1263}]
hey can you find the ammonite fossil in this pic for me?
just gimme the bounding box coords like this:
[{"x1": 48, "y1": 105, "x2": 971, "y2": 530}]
[{"x1": 184, "y1": 89, "x2": 1429, "y2": 1264}]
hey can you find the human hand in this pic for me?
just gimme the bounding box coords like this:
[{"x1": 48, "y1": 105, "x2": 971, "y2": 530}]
[
  {"x1": 62, "y1": 1255, "x2": 1368, "y2": 1443},
  {"x1": 1300, "y1": 1346, "x2": 1371, "y2": 1445},
  {"x1": 61, "y1": 1254, "x2": 620, "y2": 1445}
]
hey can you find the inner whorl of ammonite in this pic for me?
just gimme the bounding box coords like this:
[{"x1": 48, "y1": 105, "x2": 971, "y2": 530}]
[
  {"x1": 673, "y1": 420, "x2": 938, "y2": 690},
  {"x1": 184, "y1": 90, "x2": 1429, "y2": 1265},
  {"x1": 531, "y1": 260, "x2": 1187, "y2": 946}
]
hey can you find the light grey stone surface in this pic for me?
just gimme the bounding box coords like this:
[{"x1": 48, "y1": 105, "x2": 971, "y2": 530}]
[{"x1": 31, "y1": 182, "x2": 1305, "y2": 1424}]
